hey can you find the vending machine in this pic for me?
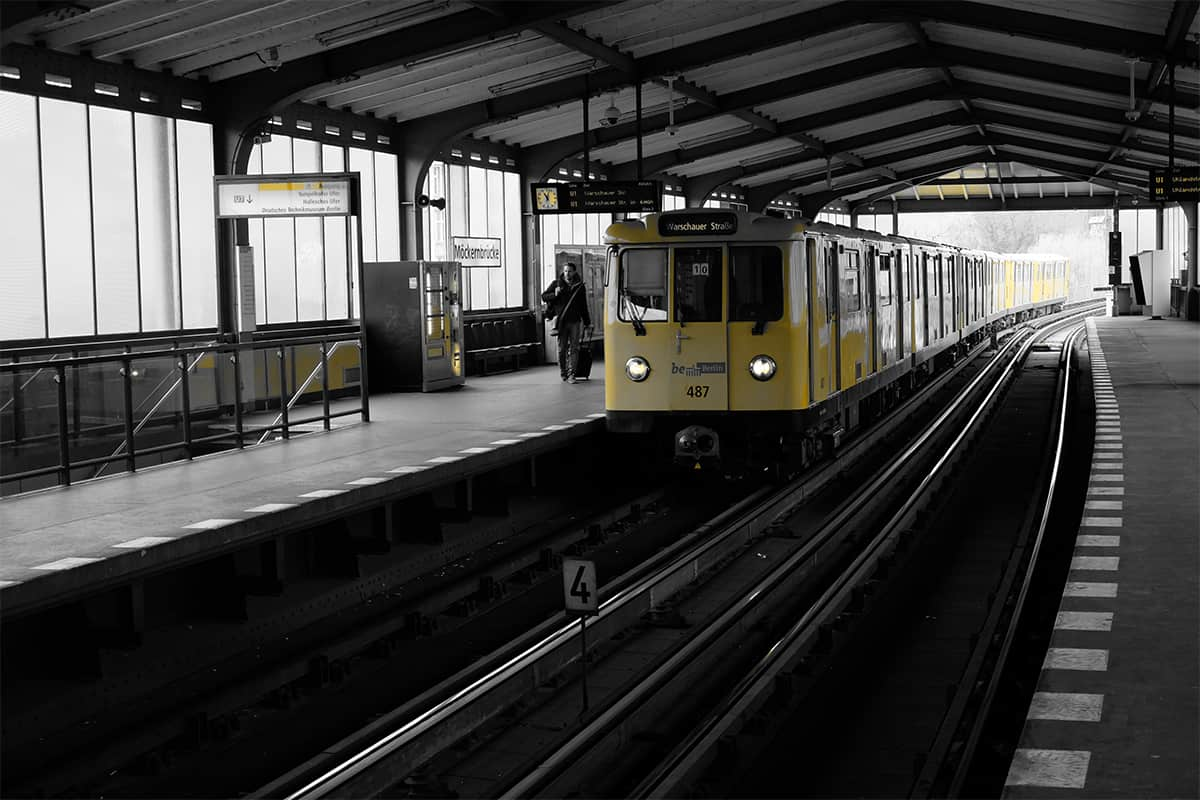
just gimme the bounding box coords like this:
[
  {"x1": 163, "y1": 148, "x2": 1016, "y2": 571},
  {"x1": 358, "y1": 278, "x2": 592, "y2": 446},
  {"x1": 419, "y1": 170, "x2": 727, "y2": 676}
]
[{"x1": 363, "y1": 261, "x2": 464, "y2": 392}]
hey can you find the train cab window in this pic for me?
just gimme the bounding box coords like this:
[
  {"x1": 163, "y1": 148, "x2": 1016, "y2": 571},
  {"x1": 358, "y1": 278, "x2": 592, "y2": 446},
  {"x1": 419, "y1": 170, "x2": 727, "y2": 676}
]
[
  {"x1": 729, "y1": 246, "x2": 783, "y2": 322},
  {"x1": 842, "y1": 249, "x2": 862, "y2": 312},
  {"x1": 878, "y1": 253, "x2": 893, "y2": 307},
  {"x1": 674, "y1": 247, "x2": 723, "y2": 323},
  {"x1": 903, "y1": 253, "x2": 911, "y2": 301},
  {"x1": 618, "y1": 248, "x2": 668, "y2": 322}
]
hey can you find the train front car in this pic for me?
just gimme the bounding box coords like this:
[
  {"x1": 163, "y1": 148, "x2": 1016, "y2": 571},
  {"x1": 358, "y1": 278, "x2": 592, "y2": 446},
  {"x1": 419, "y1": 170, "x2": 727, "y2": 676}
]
[{"x1": 603, "y1": 209, "x2": 812, "y2": 472}]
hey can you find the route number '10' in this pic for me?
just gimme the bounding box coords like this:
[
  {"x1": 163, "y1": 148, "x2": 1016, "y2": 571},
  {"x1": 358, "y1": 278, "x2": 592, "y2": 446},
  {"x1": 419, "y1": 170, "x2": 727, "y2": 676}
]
[{"x1": 562, "y1": 558, "x2": 599, "y2": 616}]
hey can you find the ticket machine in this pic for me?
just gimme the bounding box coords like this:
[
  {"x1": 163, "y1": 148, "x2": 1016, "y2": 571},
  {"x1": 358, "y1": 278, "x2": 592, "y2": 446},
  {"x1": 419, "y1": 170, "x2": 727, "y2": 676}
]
[{"x1": 363, "y1": 261, "x2": 464, "y2": 391}]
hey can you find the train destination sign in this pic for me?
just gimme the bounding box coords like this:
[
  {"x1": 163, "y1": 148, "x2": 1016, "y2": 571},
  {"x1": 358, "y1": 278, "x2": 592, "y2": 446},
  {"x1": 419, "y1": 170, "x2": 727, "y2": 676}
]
[
  {"x1": 658, "y1": 212, "x2": 739, "y2": 236},
  {"x1": 216, "y1": 175, "x2": 358, "y2": 219},
  {"x1": 532, "y1": 180, "x2": 661, "y2": 215},
  {"x1": 1149, "y1": 167, "x2": 1200, "y2": 202}
]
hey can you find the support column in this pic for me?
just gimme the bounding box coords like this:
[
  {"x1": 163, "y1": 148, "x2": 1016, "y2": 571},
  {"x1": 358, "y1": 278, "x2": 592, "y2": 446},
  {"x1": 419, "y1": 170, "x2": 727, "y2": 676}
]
[
  {"x1": 1155, "y1": 205, "x2": 1165, "y2": 250},
  {"x1": 1183, "y1": 201, "x2": 1198, "y2": 320},
  {"x1": 892, "y1": 203, "x2": 900, "y2": 236}
]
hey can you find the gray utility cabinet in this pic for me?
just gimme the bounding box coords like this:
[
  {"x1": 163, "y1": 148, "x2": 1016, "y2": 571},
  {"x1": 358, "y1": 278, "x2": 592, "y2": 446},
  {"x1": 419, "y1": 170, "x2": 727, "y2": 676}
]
[{"x1": 363, "y1": 261, "x2": 465, "y2": 392}]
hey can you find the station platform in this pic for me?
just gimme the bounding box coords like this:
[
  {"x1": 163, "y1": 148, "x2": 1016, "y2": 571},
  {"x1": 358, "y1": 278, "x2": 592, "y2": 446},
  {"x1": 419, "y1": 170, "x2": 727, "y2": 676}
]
[
  {"x1": 1005, "y1": 316, "x2": 1199, "y2": 797},
  {"x1": 0, "y1": 366, "x2": 605, "y2": 618}
]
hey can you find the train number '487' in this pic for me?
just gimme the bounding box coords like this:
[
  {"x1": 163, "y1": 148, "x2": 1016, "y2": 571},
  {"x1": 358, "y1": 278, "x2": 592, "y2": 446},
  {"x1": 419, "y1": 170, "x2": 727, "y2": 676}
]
[{"x1": 685, "y1": 385, "x2": 710, "y2": 398}]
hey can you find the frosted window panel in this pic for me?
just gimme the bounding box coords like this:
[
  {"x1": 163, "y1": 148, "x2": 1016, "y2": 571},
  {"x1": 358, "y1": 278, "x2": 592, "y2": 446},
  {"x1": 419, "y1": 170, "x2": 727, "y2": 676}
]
[
  {"x1": 322, "y1": 144, "x2": 344, "y2": 172},
  {"x1": 296, "y1": 217, "x2": 325, "y2": 320},
  {"x1": 504, "y1": 172, "x2": 523, "y2": 308},
  {"x1": 249, "y1": 218, "x2": 267, "y2": 323},
  {"x1": 349, "y1": 218, "x2": 360, "y2": 318},
  {"x1": 468, "y1": 166, "x2": 488, "y2": 235},
  {"x1": 40, "y1": 98, "x2": 95, "y2": 337},
  {"x1": 89, "y1": 106, "x2": 139, "y2": 335},
  {"x1": 586, "y1": 214, "x2": 601, "y2": 244},
  {"x1": 0, "y1": 91, "x2": 46, "y2": 339},
  {"x1": 247, "y1": 144, "x2": 263, "y2": 175},
  {"x1": 324, "y1": 217, "x2": 349, "y2": 319},
  {"x1": 427, "y1": 161, "x2": 449, "y2": 260},
  {"x1": 260, "y1": 132, "x2": 292, "y2": 173},
  {"x1": 449, "y1": 164, "x2": 467, "y2": 236},
  {"x1": 264, "y1": 218, "x2": 297, "y2": 323},
  {"x1": 486, "y1": 169, "x2": 505, "y2": 309},
  {"x1": 375, "y1": 152, "x2": 400, "y2": 260},
  {"x1": 136, "y1": 113, "x2": 180, "y2": 330},
  {"x1": 176, "y1": 119, "x2": 217, "y2": 328},
  {"x1": 293, "y1": 137, "x2": 320, "y2": 172},
  {"x1": 349, "y1": 148, "x2": 376, "y2": 261}
]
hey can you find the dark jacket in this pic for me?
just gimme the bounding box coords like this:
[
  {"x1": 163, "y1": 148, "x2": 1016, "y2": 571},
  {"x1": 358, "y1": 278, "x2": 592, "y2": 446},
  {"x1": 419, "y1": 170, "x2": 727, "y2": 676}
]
[{"x1": 542, "y1": 275, "x2": 591, "y2": 326}]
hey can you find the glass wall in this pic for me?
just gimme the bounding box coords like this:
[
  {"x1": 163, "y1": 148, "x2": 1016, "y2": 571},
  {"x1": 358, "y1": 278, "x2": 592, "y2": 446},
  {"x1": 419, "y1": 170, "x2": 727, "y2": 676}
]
[
  {"x1": 423, "y1": 158, "x2": 524, "y2": 312},
  {"x1": 246, "y1": 133, "x2": 401, "y2": 324},
  {"x1": 0, "y1": 90, "x2": 217, "y2": 341}
]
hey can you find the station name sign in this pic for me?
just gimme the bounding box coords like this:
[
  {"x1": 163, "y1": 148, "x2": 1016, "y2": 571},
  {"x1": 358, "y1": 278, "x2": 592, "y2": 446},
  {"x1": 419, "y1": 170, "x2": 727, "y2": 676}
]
[
  {"x1": 451, "y1": 236, "x2": 501, "y2": 267},
  {"x1": 1149, "y1": 166, "x2": 1200, "y2": 202},
  {"x1": 532, "y1": 180, "x2": 661, "y2": 215},
  {"x1": 658, "y1": 212, "x2": 739, "y2": 236},
  {"x1": 216, "y1": 174, "x2": 359, "y2": 219}
]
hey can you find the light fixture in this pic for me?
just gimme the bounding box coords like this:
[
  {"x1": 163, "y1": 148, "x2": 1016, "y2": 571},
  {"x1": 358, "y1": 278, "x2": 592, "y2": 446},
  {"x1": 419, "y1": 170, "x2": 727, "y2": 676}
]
[
  {"x1": 487, "y1": 60, "x2": 597, "y2": 96},
  {"x1": 749, "y1": 355, "x2": 777, "y2": 381},
  {"x1": 666, "y1": 76, "x2": 678, "y2": 136},
  {"x1": 625, "y1": 356, "x2": 651, "y2": 382},
  {"x1": 315, "y1": 1, "x2": 452, "y2": 48}
]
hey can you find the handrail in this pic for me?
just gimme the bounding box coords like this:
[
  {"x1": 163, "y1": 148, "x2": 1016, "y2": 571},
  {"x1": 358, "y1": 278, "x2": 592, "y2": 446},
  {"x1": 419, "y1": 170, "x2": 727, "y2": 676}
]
[
  {"x1": 93, "y1": 350, "x2": 210, "y2": 479},
  {"x1": 0, "y1": 353, "x2": 64, "y2": 414},
  {"x1": 255, "y1": 341, "x2": 347, "y2": 446},
  {"x1": 0, "y1": 331, "x2": 221, "y2": 360}
]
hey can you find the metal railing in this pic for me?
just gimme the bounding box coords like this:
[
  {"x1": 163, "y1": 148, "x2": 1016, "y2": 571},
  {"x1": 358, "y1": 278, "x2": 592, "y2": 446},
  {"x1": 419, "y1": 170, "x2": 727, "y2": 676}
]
[{"x1": 1, "y1": 329, "x2": 365, "y2": 492}]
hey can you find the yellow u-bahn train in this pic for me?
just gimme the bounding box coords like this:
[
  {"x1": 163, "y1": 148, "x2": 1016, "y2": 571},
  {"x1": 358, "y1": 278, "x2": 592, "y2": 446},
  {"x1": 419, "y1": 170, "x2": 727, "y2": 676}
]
[{"x1": 603, "y1": 208, "x2": 1067, "y2": 469}]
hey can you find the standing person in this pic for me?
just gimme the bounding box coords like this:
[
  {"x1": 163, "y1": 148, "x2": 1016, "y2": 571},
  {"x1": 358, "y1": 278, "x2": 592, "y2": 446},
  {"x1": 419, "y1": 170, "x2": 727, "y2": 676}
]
[{"x1": 544, "y1": 262, "x2": 591, "y2": 382}]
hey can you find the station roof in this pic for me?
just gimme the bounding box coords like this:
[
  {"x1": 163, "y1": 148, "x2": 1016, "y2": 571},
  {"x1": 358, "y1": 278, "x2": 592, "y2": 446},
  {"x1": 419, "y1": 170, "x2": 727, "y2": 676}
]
[{"x1": 5, "y1": 0, "x2": 1198, "y2": 214}]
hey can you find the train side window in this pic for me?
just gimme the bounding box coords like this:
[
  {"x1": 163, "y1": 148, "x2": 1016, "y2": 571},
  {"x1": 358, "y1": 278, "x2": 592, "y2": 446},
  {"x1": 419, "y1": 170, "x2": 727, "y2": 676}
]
[
  {"x1": 842, "y1": 249, "x2": 862, "y2": 312},
  {"x1": 878, "y1": 253, "x2": 893, "y2": 306},
  {"x1": 827, "y1": 244, "x2": 838, "y2": 316},
  {"x1": 729, "y1": 245, "x2": 783, "y2": 321},
  {"x1": 618, "y1": 248, "x2": 668, "y2": 322},
  {"x1": 674, "y1": 246, "x2": 723, "y2": 323}
]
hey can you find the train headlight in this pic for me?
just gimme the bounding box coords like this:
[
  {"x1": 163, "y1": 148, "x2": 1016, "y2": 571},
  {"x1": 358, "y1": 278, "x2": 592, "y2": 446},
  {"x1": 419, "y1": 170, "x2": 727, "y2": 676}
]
[
  {"x1": 749, "y1": 355, "x2": 777, "y2": 381},
  {"x1": 625, "y1": 356, "x2": 651, "y2": 382}
]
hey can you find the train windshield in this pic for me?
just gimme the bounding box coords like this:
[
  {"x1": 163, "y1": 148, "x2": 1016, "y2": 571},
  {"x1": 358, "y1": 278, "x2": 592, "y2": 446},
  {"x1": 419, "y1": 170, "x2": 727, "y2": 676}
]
[
  {"x1": 729, "y1": 246, "x2": 783, "y2": 321},
  {"x1": 619, "y1": 248, "x2": 668, "y2": 322},
  {"x1": 674, "y1": 247, "x2": 723, "y2": 323}
]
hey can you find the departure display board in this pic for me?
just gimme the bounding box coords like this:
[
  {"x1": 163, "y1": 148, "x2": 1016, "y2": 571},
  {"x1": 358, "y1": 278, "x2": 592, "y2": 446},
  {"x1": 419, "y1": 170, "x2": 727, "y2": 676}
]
[
  {"x1": 1149, "y1": 167, "x2": 1200, "y2": 201},
  {"x1": 215, "y1": 173, "x2": 359, "y2": 219},
  {"x1": 658, "y1": 212, "x2": 739, "y2": 236},
  {"x1": 532, "y1": 180, "x2": 661, "y2": 215}
]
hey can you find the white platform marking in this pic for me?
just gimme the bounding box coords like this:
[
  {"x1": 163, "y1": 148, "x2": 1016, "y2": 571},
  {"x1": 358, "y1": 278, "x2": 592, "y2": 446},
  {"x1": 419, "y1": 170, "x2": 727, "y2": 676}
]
[
  {"x1": 32, "y1": 556, "x2": 103, "y2": 571},
  {"x1": 1094, "y1": 435, "x2": 1122, "y2": 441},
  {"x1": 542, "y1": 424, "x2": 569, "y2": 431},
  {"x1": 1084, "y1": 500, "x2": 1122, "y2": 510},
  {"x1": 425, "y1": 456, "x2": 464, "y2": 464},
  {"x1": 113, "y1": 536, "x2": 175, "y2": 549},
  {"x1": 1087, "y1": 486, "x2": 1124, "y2": 495},
  {"x1": 346, "y1": 477, "x2": 389, "y2": 485},
  {"x1": 388, "y1": 465, "x2": 428, "y2": 474},
  {"x1": 564, "y1": 418, "x2": 591, "y2": 424},
  {"x1": 587, "y1": 412, "x2": 606, "y2": 418},
  {"x1": 1080, "y1": 516, "x2": 1122, "y2": 527},
  {"x1": 1071, "y1": 555, "x2": 1120, "y2": 571},
  {"x1": 1006, "y1": 749, "x2": 1090, "y2": 789},
  {"x1": 1090, "y1": 470, "x2": 1123, "y2": 478},
  {"x1": 1094, "y1": 443, "x2": 1122, "y2": 450},
  {"x1": 1055, "y1": 611, "x2": 1114, "y2": 631},
  {"x1": 0, "y1": 580, "x2": 19, "y2": 588},
  {"x1": 184, "y1": 518, "x2": 241, "y2": 530},
  {"x1": 1027, "y1": 692, "x2": 1104, "y2": 722},
  {"x1": 1064, "y1": 582, "x2": 1118, "y2": 598},
  {"x1": 489, "y1": 439, "x2": 522, "y2": 446},
  {"x1": 298, "y1": 489, "x2": 348, "y2": 498},
  {"x1": 1044, "y1": 648, "x2": 1109, "y2": 671},
  {"x1": 1076, "y1": 534, "x2": 1120, "y2": 547},
  {"x1": 458, "y1": 447, "x2": 495, "y2": 454},
  {"x1": 518, "y1": 431, "x2": 549, "y2": 438},
  {"x1": 245, "y1": 503, "x2": 298, "y2": 513}
]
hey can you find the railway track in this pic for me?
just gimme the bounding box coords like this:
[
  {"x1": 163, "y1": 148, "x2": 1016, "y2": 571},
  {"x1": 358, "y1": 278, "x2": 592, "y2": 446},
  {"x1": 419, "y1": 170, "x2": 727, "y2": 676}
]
[{"x1": 260, "y1": 303, "x2": 1101, "y2": 799}]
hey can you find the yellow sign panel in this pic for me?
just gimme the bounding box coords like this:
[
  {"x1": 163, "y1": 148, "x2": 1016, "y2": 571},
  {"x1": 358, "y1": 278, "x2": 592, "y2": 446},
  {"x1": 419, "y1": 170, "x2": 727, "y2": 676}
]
[{"x1": 216, "y1": 178, "x2": 354, "y2": 218}]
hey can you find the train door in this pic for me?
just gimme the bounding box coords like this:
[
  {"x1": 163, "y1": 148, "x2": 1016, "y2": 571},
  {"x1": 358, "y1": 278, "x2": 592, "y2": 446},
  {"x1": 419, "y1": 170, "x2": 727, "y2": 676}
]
[
  {"x1": 894, "y1": 248, "x2": 907, "y2": 361},
  {"x1": 806, "y1": 237, "x2": 836, "y2": 403},
  {"x1": 838, "y1": 244, "x2": 868, "y2": 387},
  {"x1": 912, "y1": 249, "x2": 925, "y2": 351},
  {"x1": 940, "y1": 253, "x2": 952, "y2": 338},
  {"x1": 727, "y1": 244, "x2": 790, "y2": 411},
  {"x1": 670, "y1": 246, "x2": 728, "y2": 411},
  {"x1": 866, "y1": 245, "x2": 879, "y2": 374}
]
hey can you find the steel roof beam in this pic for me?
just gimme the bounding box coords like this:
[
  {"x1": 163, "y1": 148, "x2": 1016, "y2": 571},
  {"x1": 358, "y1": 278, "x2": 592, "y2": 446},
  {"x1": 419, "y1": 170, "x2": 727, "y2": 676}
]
[
  {"x1": 880, "y1": 195, "x2": 1139, "y2": 213},
  {"x1": 989, "y1": 133, "x2": 1154, "y2": 173},
  {"x1": 907, "y1": 19, "x2": 996, "y2": 157},
  {"x1": 973, "y1": 108, "x2": 1199, "y2": 163},
  {"x1": 958, "y1": 81, "x2": 1186, "y2": 136},
  {"x1": 992, "y1": 149, "x2": 1149, "y2": 197}
]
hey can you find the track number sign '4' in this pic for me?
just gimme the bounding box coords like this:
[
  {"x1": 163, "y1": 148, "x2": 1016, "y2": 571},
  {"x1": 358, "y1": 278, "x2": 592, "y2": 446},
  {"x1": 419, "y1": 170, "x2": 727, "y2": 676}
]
[{"x1": 562, "y1": 558, "x2": 599, "y2": 616}]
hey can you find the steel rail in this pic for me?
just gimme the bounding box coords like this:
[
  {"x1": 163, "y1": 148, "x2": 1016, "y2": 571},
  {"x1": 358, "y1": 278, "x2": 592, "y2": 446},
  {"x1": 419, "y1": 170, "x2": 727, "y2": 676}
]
[{"x1": 632, "y1": 311, "x2": 1097, "y2": 799}]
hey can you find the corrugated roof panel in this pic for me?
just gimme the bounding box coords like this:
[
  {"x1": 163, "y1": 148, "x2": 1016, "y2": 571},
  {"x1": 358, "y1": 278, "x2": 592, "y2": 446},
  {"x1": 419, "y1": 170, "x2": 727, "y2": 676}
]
[
  {"x1": 671, "y1": 141, "x2": 816, "y2": 179},
  {"x1": 805, "y1": 100, "x2": 962, "y2": 143},
  {"x1": 987, "y1": 123, "x2": 1112, "y2": 155},
  {"x1": 972, "y1": 99, "x2": 1128, "y2": 136},
  {"x1": 924, "y1": 22, "x2": 1146, "y2": 77},
  {"x1": 754, "y1": 69, "x2": 940, "y2": 121},
  {"x1": 953, "y1": 68, "x2": 1132, "y2": 110},
  {"x1": 967, "y1": 0, "x2": 1170, "y2": 35},
  {"x1": 850, "y1": 127, "x2": 975, "y2": 160},
  {"x1": 572, "y1": 0, "x2": 838, "y2": 60},
  {"x1": 687, "y1": 23, "x2": 910, "y2": 96}
]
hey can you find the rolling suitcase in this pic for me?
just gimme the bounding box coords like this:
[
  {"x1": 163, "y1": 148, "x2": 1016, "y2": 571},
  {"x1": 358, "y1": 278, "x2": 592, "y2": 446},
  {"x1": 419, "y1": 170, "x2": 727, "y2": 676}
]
[{"x1": 574, "y1": 339, "x2": 594, "y2": 380}]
